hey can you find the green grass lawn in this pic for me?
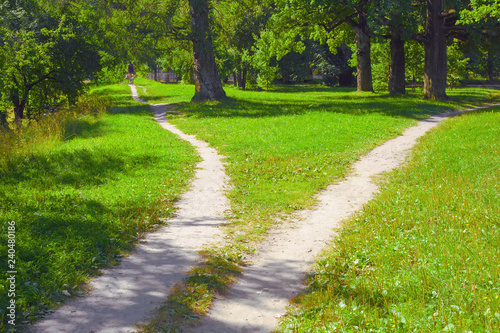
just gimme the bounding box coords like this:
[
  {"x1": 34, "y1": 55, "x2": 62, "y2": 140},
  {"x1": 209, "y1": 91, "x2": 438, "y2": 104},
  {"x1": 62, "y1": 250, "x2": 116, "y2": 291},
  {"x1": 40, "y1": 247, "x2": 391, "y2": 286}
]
[
  {"x1": 2, "y1": 79, "x2": 497, "y2": 331},
  {"x1": 0, "y1": 83, "x2": 198, "y2": 327},
  {"x1": 133, "y1": 79, "x2": 500, "y2": 331},
  {"x1": 136, "y1": 80, "x2": 499, "y2": 245},
  {"x1": 276, "y1": 107, "x2": 500, "y2": 332}
]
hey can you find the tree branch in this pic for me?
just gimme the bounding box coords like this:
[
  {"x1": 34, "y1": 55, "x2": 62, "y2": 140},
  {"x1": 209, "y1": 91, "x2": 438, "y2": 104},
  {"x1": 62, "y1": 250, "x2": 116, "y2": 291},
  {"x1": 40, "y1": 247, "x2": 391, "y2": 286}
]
[{"x1": 447, "y1": 31, "x2": 468, "y2": 42}]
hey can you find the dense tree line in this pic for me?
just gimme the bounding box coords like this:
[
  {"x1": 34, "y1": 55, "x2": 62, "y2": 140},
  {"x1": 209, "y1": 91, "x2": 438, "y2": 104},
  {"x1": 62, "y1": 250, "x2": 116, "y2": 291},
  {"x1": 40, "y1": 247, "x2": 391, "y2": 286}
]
[{"x1": 1, "y1": 0, "x2": 499, "y2": 130}]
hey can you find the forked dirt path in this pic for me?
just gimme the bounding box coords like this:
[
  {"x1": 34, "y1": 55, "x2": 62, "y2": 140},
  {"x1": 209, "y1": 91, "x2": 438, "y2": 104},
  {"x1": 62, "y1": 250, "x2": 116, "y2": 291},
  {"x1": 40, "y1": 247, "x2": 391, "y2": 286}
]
[
  {"x1": 32, "y1": 84, "x2": 229, "y2": 333},
  {"x1": 185, "y1": 105, "x2": 499, "y2": 333}
]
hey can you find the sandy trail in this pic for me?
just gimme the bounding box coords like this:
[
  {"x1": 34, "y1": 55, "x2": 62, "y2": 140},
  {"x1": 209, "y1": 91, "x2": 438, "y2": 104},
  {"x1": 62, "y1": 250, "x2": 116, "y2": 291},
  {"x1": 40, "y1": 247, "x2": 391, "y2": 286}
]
[
  {"x1": 186, "y1": 106, "x2": 497, "y2": 333},
  {"x1": 31, "y1": 85, "x2": 229, "y2": 333}
]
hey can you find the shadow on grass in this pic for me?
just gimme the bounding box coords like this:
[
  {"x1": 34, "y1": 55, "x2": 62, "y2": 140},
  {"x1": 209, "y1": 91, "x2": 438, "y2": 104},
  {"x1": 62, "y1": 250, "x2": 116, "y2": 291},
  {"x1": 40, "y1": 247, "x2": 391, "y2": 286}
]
[
  {"x1": 0, "y1": 104, "x2": 168, "y2": 326},
  {"x1": 63, "y1": 118, "x2": 105, "y2": 140},
  {"x1": 0, "y1": 146, "x2": 158, "y2": 189},
  {"x1": 178, "y1": 96, "x2": 448, "y2": 120},
  {"x1": 177, "y1": 86, "x2": 499, "y2": 121}
]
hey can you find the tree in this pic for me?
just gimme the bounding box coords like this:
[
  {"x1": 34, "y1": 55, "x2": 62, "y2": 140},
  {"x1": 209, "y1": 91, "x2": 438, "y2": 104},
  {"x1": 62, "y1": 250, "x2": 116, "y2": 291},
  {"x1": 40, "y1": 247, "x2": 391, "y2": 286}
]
[
  {"x1": 312, "y1": 42, "x2": 355, "y2": 87},
  {"x1": 414, "y1": 0, "x2": 468, "y2": 100},
  {"x1": 251, "y1": 31, "x2": 281, "y2": 91},
  {"x1": 405, "y1": 40, "x2": 425, "y2": 88},
  {"x1": 212, "y1": 0, "x2": 272, "y2": 89},
  {"x1": 0, "y1": 1, "x2": 100, "y2": 129},
  {"x1": 371, "y1": 0, "x2": 419, "y2": 95},
  {"x1": 268, "y1": 0, "x2": 375, "y2": 92},
  {"x1": 43, "y1": 0, "x2": 226, "y2": 101},
  {"x1": 188, "y1": 0, "x2": 226, "y2": 101},
  {"x1": 447, "y1": 42, "x2": 469, "y2": 86},
  {"x1": 105, "y1": 0, "x2": 226, "y2": 101}
]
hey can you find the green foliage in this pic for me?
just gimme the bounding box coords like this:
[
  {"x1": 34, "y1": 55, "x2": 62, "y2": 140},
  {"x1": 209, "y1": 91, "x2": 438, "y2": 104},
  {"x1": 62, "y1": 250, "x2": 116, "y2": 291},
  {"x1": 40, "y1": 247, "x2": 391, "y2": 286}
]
[
  {"x1": 277, "y1": 108, "x2": 500, "y2": 332},
  {"x1": 370, "y1": 40, "x2": 391, "y2": 90},
  {"x1": 157, "y1": 41, "x2": 194, "y2": 84},
  {"x1": 405, "y1": 40, "x2": 425, "y2": 84},
  {"x1": 212, "y1": 0, "x2": 272, "y2": 87},
  {"x1": 447, "y1": 42, "x2": 470, "y2": 87},
  {"x1": 251, "y1": 31, "x2": 282, "y2": 91},
  {"x1": 0, "y1": 0, "x2": 101, "y2": 128},
  {"x1": 460, "y1": 0, "x2": 500, "y2": 24},
  {"x1": 311, "y1": 43, "x2": 354, "y2": 87}
]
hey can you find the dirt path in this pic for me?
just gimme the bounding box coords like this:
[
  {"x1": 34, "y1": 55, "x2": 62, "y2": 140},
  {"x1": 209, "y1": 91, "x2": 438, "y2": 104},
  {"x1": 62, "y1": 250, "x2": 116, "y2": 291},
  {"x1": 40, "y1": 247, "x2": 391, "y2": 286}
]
[
  {"x1": 185, "y1": 106, "x2": 498, "y2": 333},
  {"x1": 31, "y1": 85, "x2": 229, "y2": 333}
]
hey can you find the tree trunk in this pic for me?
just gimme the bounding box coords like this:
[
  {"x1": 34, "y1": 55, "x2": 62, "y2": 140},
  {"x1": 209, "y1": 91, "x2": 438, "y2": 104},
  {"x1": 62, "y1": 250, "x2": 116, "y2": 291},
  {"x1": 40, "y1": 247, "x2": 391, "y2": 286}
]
[
  {"x1": 423, "y1": 0, "x2": 448, "y2": 100},
  {"x1": 10, "y1": 90, "x2": 26, "y2": 129},
  {"x1": 232, "y1": 71, "x2": 238, "y2": 87},
  {"x1": 487, "y1": 50, "x2": 494, "y2": 83},
  {"x1": 239, "y1": 68, "x2": 247, "y2": 89},
  {"x1": 281, "y1": 70, "x2": 291, "y2": 84},
  {"x1": 389, "y1": 35, "x2": 406, "y2": 95},
  {"x1": 13, "y1": 103, "x2": 25, "y2": 129},
  {"x1": 352, "y1": 22, "x2": 373, "y2": 92},
  {"x1": 188, "y1": 0, "x2": 226, "y2": 102}
]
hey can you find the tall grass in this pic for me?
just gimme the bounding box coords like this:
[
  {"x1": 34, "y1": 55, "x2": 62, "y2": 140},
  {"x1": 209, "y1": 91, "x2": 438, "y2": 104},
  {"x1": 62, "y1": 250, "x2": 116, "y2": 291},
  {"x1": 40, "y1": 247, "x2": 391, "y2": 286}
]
[
  {"x1": 0, "y1": 83, "x2": 198, "y2": 329},
  {"x1": 0, "y1": 94, "x2": 110, "y2": 166},
  {"x1": 277, "y1": 108, "x2": 500, "y2": 332}
]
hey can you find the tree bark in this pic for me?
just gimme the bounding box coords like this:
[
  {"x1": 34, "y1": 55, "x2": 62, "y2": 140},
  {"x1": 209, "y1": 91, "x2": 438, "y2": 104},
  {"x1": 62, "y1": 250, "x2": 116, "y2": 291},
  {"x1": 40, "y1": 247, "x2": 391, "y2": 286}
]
[
  {"x1": 237, "y1": 68, "x2": 247, "y2": 89},
  {"x1": 389, "y1": 35, "x2": 406, "y2": 95},
  {"x1": 352, "y1": 21, "x2": 373, "y2": 92},
  {"x1": 10, "y1": 89, "x2": 26, "y2": 129},
  {"x1": 423, "y1": 0, "x2": 448, "y2": 100},
  {"x1": 188, "y1": 0, "x2": 226, "y2": 102},
  {"x1": 232, "y1": 71, "x2": 238, "y2": 87},
  {"x1": 487, "y1": 50, "x2": 494, "y2": 83}
]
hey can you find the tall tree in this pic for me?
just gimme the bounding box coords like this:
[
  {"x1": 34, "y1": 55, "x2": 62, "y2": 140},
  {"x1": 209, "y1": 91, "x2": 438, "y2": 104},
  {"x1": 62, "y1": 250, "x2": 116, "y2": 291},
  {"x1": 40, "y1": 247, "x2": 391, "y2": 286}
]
[
  {"x1": 212, "y1": 0, "x2": 272, "y2": 89},
  {"x1": 372, "y1": 0, "x2": 418, "y2": 94},
  {"x1": 268, "y1": 0, "x2": 374, "y2": 92},
  {"x1": 415, "y1": 0, "x2": 468, "y2": 100},
  {"x1": 0, "y1": 0, "x2": 100, "y2": 129},
  {"x1": 188, "y1": 0, "x2": 226, "y2": 101}
]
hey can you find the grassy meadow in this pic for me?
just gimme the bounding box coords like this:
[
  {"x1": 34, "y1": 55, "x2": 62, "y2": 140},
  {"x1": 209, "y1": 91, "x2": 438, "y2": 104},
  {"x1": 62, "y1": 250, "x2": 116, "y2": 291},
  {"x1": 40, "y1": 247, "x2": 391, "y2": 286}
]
[
  {"x1": 1, "y1": 78, "x2": 498, "y2": 331},
  {"x1": 277, "y1": 107, "x2": 500, "y2": 332},
  {"x1": 132, "y1": 79, "x2": 500, "y2": 331},
  {"x1": 0, "y1": 83, "x2": 198, "y2": 327}
]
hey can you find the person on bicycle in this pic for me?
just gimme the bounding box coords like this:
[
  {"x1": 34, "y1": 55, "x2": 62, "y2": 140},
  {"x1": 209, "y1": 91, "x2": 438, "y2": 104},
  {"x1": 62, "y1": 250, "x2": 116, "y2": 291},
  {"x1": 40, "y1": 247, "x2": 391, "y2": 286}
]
[{"x1": 127, "y1": 61, "x2": 135, "y2": 84}]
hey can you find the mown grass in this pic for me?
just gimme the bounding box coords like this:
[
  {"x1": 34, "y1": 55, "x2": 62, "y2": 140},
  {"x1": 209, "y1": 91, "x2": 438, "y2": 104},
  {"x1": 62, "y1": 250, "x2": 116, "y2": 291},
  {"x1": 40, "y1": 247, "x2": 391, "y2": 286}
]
[
  {"x1": 276, "y1": 107, "x2": 500, "y2": 332},
  {"x1": 133, "y1": 78, "x2": 194, "y2": 104},
  {"x1": 133, "y1": 79, "x2": 500, "y2": 331},
  {"x1": 0, "y1": 83, "x2": 198, "y2": 330}
]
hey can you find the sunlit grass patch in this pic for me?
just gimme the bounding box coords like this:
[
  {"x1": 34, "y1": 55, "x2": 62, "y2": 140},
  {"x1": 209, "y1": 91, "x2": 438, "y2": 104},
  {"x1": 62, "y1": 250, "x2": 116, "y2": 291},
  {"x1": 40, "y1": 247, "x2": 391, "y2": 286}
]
[
  {"x1": 277, "y1": 108, "x2": 500, "y2": 332},
  {"x1": 133, "y1": 78, "x2": 195, "y2": 104}
]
